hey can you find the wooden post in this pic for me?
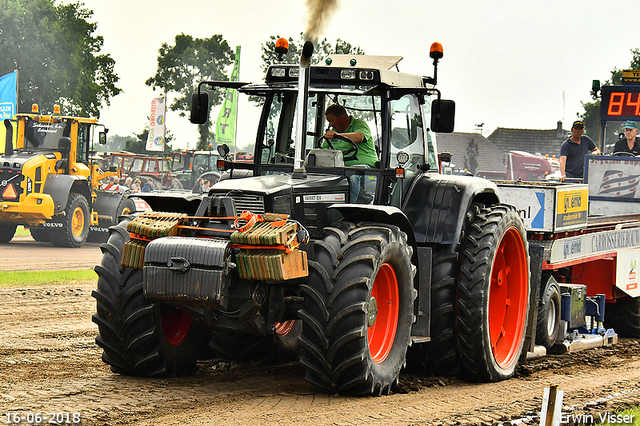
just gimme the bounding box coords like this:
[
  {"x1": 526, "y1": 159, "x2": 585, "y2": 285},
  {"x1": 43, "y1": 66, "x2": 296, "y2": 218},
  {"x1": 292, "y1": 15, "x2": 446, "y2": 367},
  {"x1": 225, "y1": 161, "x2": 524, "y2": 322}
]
[{"x1": 540, "y1": 384, "x2": 564, "y2": 426}]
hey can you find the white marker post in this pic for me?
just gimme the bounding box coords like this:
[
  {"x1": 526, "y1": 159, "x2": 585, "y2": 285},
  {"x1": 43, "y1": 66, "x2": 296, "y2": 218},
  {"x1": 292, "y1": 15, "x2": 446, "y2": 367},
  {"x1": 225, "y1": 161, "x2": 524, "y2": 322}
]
[{"x1": 540, "y1": 384, "x2": 564, "y2": 426}]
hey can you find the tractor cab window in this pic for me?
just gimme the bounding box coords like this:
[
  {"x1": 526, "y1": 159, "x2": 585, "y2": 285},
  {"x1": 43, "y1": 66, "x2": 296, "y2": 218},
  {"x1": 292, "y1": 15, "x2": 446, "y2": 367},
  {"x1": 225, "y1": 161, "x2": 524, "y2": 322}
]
[
  {"x1": 388, "y1": 94, "x2": 426, "y2": 206},
  {"x1": 421, "y1": 99, "x2": 438, "y2": 171},
  {"x1": 389, "y1": 94, "x2": 425, "y2": 169},
  {"x1": 130, "y1": 158, "x2": 143, "y2": 173},
  {"x1": 146, "y1": 159, "x2": 157, "y2": 173},
  {"x1": 24, "y1": 118, "x2": 71, "y2": 150},
  {"x1": 259, "y1": 91, "x2": 310, "y2": 166},
  {"x1": 76, "y1": 123, "x2": 91, "y2": 164}
]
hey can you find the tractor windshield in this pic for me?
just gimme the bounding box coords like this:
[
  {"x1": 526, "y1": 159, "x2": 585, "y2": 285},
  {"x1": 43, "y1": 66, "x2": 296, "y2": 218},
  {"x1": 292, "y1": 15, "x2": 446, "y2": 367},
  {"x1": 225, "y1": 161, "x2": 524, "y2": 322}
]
[
  {"x1": 23, "y1": 117, "x2": 71, "y2": 150},
  {"x1": 257, "y1": 90, "x2": 382, "y2": 167}
]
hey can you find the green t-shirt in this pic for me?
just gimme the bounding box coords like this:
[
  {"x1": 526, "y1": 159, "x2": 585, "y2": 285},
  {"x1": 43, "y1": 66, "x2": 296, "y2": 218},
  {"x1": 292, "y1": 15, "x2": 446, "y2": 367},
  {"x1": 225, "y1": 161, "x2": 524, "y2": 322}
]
[{"x1": 321, "y1": 117, "x2": 378, "y2": 167}]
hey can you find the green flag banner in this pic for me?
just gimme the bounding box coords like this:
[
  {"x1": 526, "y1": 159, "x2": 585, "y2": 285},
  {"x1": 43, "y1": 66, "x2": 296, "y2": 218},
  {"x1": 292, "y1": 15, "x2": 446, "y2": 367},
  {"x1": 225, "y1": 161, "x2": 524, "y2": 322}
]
[{"x1": 215, "y1": 46, "x2": 241, "y2": 146}]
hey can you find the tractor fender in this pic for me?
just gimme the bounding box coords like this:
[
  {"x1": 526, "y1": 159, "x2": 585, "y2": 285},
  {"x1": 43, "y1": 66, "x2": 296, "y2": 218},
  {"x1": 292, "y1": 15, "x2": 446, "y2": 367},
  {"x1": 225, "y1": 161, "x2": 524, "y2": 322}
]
[
  {"x1": 132, "y1": 193, "x2": 203, "y2": 215},
  {"x1": 403, "y1": 174, "x2": 500, "y2": 244},
  {"x1": 94, "y1": 190, "x2": 126, "y2": 221},
  {"x1": 325, "y1": 204, "x2": 417, "y2": 250},
  {"x1": 43, "y1": 175, "x2": 92, "y2": 213}
]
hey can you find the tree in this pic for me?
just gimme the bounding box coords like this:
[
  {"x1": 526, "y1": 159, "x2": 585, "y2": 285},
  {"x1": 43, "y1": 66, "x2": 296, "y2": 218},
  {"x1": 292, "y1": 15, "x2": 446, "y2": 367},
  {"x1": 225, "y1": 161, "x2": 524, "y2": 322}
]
[
  {"x1": 580, "y1": 48, "x2": 640, "y2": 152},
  {"x1": 256, "y1": 34, "x2": 366, "y2": 142},
  {"x1": 146, "y1": 34, "x2": 234, "y2": 150},
  {"x1": 0, "y1": 0, "x2": 121, "y2": 117},
  {"x1": 260, "y1": 33, "x2": 365, "y2": 73}
]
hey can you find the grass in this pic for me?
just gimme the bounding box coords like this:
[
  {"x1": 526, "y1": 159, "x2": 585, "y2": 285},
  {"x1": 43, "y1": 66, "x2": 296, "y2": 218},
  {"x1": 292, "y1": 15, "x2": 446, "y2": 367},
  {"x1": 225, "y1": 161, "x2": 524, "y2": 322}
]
[
  {"x1": 15, "y1": 225, "x2": 30, "y2": 237},
  {"x1": 0, "y1": 269, "x2": 97, "y2": 288},
  {"x1": 594, "y1": 407, "x2": 640, "y2": 425}
]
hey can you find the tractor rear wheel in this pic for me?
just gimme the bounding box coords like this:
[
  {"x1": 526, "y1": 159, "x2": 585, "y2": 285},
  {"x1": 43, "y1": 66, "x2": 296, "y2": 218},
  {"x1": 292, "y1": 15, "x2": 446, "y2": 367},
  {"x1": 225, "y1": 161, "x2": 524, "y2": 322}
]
[
  {"x1": 456, "y1": 204, "x2": 530, "y2": 382},
  {"x1": 299, "y1": 222, "x2": 416, "y2": 395},
  {"x1": 0, "y1": 224, "x2": 17, "y2": 243},
  {"x1": 536, "y1": 276, "x2": 562, "y2": 348},
  {"x1": 50, "y1": 193, "x2": 90, "y2": 248},
  {"x1": 30, "y1": 228, "x2": 50, "y2": 243},
  {"x1": 605, "y1": 297, "x2": 640, "y2": 337},
  {"x1": 407, "y1": 203, "x2": 480, "y2": 376},
  {"x1": 92, "y1": 217, "x2": 208, "y2": 376}
]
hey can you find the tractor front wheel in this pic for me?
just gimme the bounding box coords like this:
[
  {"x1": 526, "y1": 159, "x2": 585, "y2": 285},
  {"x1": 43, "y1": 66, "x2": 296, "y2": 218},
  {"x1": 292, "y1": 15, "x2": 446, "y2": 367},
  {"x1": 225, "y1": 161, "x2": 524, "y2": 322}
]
[
  {"x1": 0, "y1": 224, "x2": 17, "y2": 243},
  {"x1": 299, "y1": 222, "x2": 416, "y2": 395},
  {"x1": 50, "y1": 193, "x2": 90, "y2": 248}
]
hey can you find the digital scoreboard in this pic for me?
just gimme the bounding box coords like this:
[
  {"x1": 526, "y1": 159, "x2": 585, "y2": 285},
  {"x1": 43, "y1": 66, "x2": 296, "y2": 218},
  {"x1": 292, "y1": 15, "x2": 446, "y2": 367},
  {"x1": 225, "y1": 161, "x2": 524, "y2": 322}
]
[{"x1": 600, "y1": 85, "x2": 640, "y2": 121}]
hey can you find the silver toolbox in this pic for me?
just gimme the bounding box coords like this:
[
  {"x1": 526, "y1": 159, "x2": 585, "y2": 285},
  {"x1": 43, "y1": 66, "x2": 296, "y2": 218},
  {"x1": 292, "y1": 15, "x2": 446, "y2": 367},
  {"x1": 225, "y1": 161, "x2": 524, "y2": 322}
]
[{"x1": 143, "y1": 236, "x2": 232, "y2": 310}]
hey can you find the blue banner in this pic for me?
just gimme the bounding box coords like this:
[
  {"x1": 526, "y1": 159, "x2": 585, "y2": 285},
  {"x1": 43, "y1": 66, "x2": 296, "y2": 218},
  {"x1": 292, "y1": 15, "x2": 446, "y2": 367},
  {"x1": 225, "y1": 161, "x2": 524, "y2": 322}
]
[{"x1": 0, "y1": 71, "x2": 17, "y2": 120}]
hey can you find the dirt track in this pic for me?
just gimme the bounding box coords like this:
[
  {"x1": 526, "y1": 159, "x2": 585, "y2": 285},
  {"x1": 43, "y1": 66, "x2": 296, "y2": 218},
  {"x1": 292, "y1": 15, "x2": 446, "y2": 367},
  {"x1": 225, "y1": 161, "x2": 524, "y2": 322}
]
[
  {"x1": 2, "y1": 240, "x2": 640, "y2": 425},
  {"x1": 0, "y1": 234, "x2": 103, "y2": 271}
]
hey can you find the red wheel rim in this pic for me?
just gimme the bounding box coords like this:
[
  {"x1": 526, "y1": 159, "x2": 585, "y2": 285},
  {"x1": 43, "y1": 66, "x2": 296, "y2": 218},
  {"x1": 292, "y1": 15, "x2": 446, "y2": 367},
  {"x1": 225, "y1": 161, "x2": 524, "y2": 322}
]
[
  {"x1": 161, "y1": 309, "x2": 192, "y2": 346},
  {"x1": 488, "y1": 227, "x2": 528, "y2": 369},
  {"x1": 274, "y1": 320, "x2": 295, "y2": 336},
  {"x1": 368, "y1": 263, "x2": 399, "y2": 363}
]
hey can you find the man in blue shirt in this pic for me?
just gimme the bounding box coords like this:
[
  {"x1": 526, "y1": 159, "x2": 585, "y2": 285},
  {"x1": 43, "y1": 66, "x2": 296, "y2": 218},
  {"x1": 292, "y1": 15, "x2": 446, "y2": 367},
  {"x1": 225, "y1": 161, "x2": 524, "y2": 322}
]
[{"x1": 559, "y1": 120, "x2": 600, "y2": 181}]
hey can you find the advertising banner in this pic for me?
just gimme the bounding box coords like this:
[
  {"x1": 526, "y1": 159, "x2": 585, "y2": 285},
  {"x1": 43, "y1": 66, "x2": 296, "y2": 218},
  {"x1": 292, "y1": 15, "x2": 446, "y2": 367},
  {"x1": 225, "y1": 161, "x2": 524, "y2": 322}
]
[
  {"x1": 146, "y1": 96, "x2": 166, "y2": 151},
  {"x1": 0, "y1": 71, "x2": 17, "y2": 120},
  {"x1": 215, "y1": 46, "x2": 241, "y2": 146}
]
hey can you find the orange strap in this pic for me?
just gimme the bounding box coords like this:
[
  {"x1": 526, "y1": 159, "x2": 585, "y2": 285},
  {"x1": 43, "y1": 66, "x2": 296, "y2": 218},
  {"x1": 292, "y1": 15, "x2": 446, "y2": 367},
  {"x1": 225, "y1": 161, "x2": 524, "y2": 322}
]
[
  {"x1": 231, "y1": 242, "x2": 298, "y2": 254},
  {"x1": 234, "y1": 211, "x2": 264, "y2": 232}
]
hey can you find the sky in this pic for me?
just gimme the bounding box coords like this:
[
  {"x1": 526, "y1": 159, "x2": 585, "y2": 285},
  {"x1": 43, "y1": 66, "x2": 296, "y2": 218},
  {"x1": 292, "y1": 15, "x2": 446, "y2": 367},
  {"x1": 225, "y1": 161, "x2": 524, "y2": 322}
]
[{"x1": 81, "y1": 0, "x2": 638, "y2": 151}]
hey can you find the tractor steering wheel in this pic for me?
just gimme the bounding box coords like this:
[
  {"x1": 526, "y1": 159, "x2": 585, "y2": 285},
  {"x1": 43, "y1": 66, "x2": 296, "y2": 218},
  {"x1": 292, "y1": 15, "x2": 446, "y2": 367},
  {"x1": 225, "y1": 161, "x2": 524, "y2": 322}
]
[
  {"x1": 317, "y1": 134, "x2": 359, "y2": 162},
  {"x1": 613, "y1": 151, "x2": 637, "y2": 157}
]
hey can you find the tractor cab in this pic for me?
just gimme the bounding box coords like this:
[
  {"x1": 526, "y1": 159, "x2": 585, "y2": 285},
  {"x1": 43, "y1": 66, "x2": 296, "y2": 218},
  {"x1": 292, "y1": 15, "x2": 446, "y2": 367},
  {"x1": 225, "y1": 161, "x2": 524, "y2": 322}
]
[{"x1": 191, "y1": 42, "x2": 454, "y2": 209}]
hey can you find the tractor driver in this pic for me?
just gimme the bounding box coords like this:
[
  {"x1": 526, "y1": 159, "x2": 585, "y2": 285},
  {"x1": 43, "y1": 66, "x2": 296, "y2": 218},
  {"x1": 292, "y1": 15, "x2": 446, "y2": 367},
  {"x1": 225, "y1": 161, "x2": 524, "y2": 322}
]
[
  {"x1": 323, "y1": 104, "x2": 378, "y2": 203},
  {"x1": 323, "y1": 104, "x2": 378, "y2": 168}
]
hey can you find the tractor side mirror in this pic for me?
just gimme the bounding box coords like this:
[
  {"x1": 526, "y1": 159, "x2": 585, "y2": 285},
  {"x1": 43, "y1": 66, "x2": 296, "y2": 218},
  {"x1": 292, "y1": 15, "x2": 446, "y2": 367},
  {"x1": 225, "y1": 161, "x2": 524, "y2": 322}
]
[
  {"x1": 99, "y1": 131, "x2": 107, "y2": 145},
  {"x1": 430, "y1": 99, "x2": 455, "y2": 133},
  {"x1": 190, "y1": 92, "x2": 209, "y2": 124}
]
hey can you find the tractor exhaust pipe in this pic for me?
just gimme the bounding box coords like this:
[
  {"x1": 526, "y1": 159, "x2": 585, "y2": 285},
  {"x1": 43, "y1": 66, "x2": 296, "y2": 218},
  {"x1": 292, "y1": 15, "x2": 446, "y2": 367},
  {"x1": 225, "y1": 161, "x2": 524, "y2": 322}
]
[
  {"x1": 4, "y1": 119, "x2": 13, "y2": 156},
  {"x1": 293, "y1": 41, "x2": 314, "y2": 175}
]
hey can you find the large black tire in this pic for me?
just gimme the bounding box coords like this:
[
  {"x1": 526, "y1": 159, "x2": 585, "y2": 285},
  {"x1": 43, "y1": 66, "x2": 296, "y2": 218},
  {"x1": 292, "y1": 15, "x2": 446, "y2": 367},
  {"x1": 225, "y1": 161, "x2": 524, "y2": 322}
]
[
  {"x1": 406, "y1": 247, "x2": 460, "y2": 376},
  {"x1": 50, "y1": 193, "x2": 90, "y2": 248},
  {"x1": 29, "y1": 228, "x2": 50, "y2": 243},
  {"x1": 92, "y1": 218, "x2": 208, "y2": 376},
  {"x1": 209, "y1": 320, "x2": 301, "y2": 363},
  {"x1": 536, "y1": 275, "x2": 561, "y2": 348},
  {"x1": 406, "y1": 204, "x2": 480, "y2": 376},
  {"x1": 88, "y1": 197, "x2": 137, "y2": 244},
  {"x1": 0, "y1": 224, "x2": 17, "y2": 243},
  {"x1": 169, "y1": 178, "x2": 184, "y2": 190},
  {"x1": 456, "y1": 204, "x2": 530, "y2": 382},
  {"x1": 299, "y1": 222, "x2": 416, "y2": 395},
  {"x1": 116, "y1": 197, "x2": 136, "y2": 219},
  {"x1": 604, "y1": 297, "x2": 640, "y2": 337}
]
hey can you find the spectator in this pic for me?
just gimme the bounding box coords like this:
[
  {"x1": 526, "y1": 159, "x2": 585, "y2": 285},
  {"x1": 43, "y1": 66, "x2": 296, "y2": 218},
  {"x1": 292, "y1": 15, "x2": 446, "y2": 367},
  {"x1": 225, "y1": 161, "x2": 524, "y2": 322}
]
[
  {"x1": 613, "y1": 120, "x2": 640, "y2": 156},
  {"x1": 201, "y1": 179, "x2": 211, "y2": 193},
  {"x1": 559, "y1": 120, "x2": 600, "y2": 182},
  {"x1": 131, "y1": 178, "x2": 141, "y2": 192},
  {"x1": 141, "y1": 178, "x2": 154, "y2": 193},
  {"x1": 192, "y1": 178, "x2": 204, "y2": 194},
  {"x1": 124, "y1": 177, "x2": 133, "y2": 188},
  {"x1": 103, "y1": 176, "x2": 119, "y2": 191}
]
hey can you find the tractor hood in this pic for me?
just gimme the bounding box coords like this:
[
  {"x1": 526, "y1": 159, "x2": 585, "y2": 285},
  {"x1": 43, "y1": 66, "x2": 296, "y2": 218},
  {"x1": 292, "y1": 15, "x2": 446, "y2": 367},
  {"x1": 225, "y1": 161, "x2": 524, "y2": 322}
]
[
  {"x1": 210, "y1": 173, "x2": 349, "y2": 196},
  {"x1": 1, "y1": 150, "x2": 58, "y2": 170},
  {"x1": 0, "y1": 151, "x2": 59, "y2": 204}
]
